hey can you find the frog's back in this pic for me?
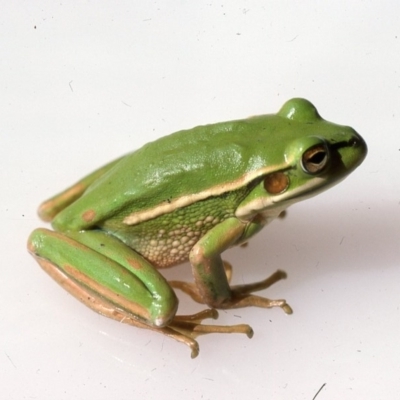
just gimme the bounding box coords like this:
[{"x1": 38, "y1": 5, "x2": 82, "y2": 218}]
[
  {"x1": 52, "y1": 115, "x2": 285, "y2": 230},
  {"x1": 53, "y1": 100, "x2": 334, "y2": 230},
  {"x1": 94, "y1": 116, "x2": 286, "y2": 210}
]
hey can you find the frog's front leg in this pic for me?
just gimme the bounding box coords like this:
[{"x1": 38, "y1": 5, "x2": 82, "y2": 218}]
[
  {"x1": 174, "y1": 218, "x2": 292, "y2": 314},
  {"x1": 28, "y1": 228, "x2": 252, "y2": 357}
]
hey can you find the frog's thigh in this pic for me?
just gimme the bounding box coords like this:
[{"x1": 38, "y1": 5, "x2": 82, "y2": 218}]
[{"x1": 28, "y1": 228, "x2": 178, "y2": 327}]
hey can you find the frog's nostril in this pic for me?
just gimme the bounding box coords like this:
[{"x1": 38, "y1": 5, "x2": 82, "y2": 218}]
[{"x1": 349, "y1": 137, "x2": 360, "y2": 147}]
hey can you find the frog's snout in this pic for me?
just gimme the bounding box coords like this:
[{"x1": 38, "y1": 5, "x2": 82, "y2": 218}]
[{"x1": 350, "y1": 131, "x2": 368, "y2": 167}]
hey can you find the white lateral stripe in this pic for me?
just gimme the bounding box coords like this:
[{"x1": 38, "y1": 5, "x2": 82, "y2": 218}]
[
  {"x1": 235, "y1": 176, "x2": 326, "y2": 219},
  {"x1": 123, "y1": 162, "x2": 288, "y2": 225}
]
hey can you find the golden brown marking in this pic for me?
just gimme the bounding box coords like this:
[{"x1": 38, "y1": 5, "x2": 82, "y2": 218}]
[
  {"x1": 27, "y1": 240, "x2": 36, "y2": 253},
  {"x1": 38, "y1": 183, "x2": 86, "y2": 222},
  {"x1": 64, "y1": 264, "x2": 151, "y2": 321},
  {"x1": 127, "y1": 258, "x2": 143, "y2": 270},
  {"x1": 82, "y1": 209, "x2": 96, "y2": 223}
]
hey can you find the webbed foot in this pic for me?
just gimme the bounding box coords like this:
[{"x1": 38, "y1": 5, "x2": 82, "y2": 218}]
[{"x1": 118, "y1": 308, "x2": 253, "y2": 358}]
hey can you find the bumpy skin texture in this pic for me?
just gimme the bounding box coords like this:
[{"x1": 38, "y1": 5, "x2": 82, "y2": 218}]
[
  {"x1": 28, "y1": 98, "x2": 367, "y2": 357},
  {"x1": 103, "y1": 186, "x2": 250, "y2": 268}
]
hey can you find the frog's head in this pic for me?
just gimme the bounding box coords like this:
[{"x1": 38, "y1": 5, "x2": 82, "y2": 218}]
[
  {"x1": 272, "y1": 98, "x2": 367, "y2": 204},
  {"x1": 237, "y1": 98, "x2": 367, "y2": 219}
]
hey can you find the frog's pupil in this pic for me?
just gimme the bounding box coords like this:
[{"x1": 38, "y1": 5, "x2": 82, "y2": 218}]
[
  {"x1": 309, "y1": 151, "x2": 326, "y2": 165},
  {"x1": 302, "y1": 145, "x2": 329, "y2": 174}
]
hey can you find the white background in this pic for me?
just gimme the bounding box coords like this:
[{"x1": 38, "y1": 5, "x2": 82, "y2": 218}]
[{"x1": 2, "y1": 1, "x2": 400, "y2": 399}]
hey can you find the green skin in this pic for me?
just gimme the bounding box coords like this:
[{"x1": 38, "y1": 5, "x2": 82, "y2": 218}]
[{"x1": 28, "y1": 98, "x2": 367, "y2": 357}]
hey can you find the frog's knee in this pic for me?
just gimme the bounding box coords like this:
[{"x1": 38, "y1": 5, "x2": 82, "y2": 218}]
[
  {"x1": 150, "y1": 293, "x2": 179, "y2": 327},
  {"x1": 27, "y1": 228, "x2": 48, "y2": 254}
]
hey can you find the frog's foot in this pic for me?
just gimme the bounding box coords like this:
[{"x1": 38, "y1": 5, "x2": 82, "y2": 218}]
[
  {"x1": 228, "y1": 270, "x2": 292, "y2": 313},
  {"x1": 142, "y1": 309, "x2": 253, "y2": 358},
  {"x1": 74, "y1": 299, "x2": 252, "y2": 358},
  {"x1": 171, "y1": 269, "x2": 293, "y2": 315}
]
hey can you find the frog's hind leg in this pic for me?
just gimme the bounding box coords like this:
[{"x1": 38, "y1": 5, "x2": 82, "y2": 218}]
[
  {"x1": 28, "y1": 228, "x2": 252, "y2": 358},
  {"x1": 28, "y1": 228, "x2": 179, "y2": 326},
  {"x1": 31, "y1": 254, "x2": 236, "y2": 357},
  {"x1": 32, "y1": 251, "x2": 203, "y2": 357},
  {"x1": 38, "y1": 156, "x2": 124, "y2": 222}
]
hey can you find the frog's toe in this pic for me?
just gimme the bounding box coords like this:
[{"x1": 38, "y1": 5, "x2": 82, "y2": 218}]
[
  {"x1": 122, "y1": 308, "x2": 253, "y2": 358},
  {"x1": 231, "y1": 269, "x2": 288, "y2": 295},
  {"x1": 172, "y1": 309, "x2": 253, "y2": 339},
  {"x1": 225, "y1": 293, "x2": 293, "y2": 314},
  {"x1": 217, "y1": 269, "x2": 293, "y2": 313}
]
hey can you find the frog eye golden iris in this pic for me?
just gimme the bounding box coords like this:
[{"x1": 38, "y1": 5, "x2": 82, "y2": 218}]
[{"x1": 301, "y1": 144, "x2": 329, "y2": 174}]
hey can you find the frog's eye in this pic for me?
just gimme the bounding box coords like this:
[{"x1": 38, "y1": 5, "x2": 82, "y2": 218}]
[{"x1": 301, "y1": 144, "x2": 329, "y2": 174}]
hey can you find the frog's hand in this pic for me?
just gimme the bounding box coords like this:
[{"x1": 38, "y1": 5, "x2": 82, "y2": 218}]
[
  {"x1": 171, "y1": 269, "x2": 292, "y2": 313},
  {"x1": 178, "y1": 217, "x2": 293, "y2": 313},
  {"x1": 38, "y1": 156, "x2": 124, "y2": 222}
]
